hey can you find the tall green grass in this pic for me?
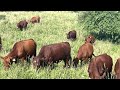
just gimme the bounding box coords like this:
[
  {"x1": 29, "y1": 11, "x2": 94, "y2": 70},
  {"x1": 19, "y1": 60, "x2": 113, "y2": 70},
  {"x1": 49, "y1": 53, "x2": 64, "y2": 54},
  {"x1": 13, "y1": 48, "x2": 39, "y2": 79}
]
[{"x1": 0, "y1": 11, "x2": 119, "y2": 79}]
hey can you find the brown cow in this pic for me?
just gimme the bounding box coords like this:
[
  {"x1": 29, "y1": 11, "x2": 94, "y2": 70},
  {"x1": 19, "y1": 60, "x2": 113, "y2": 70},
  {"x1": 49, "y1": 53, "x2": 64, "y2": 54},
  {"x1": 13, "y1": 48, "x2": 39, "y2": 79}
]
[
  {"x1": 17, "y1": 20, "x2": 28, "y2": 30},
  {"x1": 114, "y1": 58, "x2": 120, "y2": 79},
  {"x1": 32, "y1": 42, "x2": 72, "y2": 70},
  {"x1": 67, "y1": 30, "x2": 76, "y2": 40},
  {"x1": 0, "y1": 37, "x2": 2, "y2": 51},
  {"x1": 88, "y1": 53, "x2": 113, "y2": 79},
  {"x1": 0, "y1": 39, "x2": 36, "y2": 70},
  {"x1": 73, "y1": 42, "x2": 95, "y2": 67},
  {"x1": 30, "y1": 16, "x2": 40, "y2": 24},
  {"x1": 85, "y1": 35, "x2": 95, "y2": 44}
]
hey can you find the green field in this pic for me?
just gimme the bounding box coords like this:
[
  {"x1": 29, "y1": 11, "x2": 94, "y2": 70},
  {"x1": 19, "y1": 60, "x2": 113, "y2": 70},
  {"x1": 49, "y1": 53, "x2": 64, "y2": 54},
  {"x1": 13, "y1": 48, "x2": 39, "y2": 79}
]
[{"x1": 0, "y1": 11, "x2": 119, "y2": 79}]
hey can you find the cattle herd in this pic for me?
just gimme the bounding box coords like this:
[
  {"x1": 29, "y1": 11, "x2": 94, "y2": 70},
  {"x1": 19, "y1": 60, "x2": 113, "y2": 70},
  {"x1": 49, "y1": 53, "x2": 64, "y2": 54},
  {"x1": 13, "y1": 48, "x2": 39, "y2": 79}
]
[{"x1": 0, "y1": 16, "x2": 119, "y2": 79}]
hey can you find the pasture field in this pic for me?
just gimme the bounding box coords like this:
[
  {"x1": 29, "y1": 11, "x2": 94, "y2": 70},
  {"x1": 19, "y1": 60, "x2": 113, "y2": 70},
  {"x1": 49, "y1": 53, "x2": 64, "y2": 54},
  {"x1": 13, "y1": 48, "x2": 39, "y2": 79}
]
[{"x1": 0, "y1": 11, "x2": 119, "y2": 79}]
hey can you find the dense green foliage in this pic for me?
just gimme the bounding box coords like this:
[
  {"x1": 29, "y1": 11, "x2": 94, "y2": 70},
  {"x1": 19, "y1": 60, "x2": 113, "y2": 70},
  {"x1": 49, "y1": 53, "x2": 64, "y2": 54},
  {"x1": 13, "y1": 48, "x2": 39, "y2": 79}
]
[{"x1": 78, "y1": 11, "x2": 120, "y2": 43}]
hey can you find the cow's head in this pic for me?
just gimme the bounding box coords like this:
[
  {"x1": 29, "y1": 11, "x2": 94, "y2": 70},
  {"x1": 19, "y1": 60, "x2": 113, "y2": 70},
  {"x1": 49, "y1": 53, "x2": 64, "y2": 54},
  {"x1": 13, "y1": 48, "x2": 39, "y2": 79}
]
[
  {"x1": 85, "y1": 35, "x2": 95, "y2": 44},
  {"x1": 73, "y1": 57, "x2": 79, "y2": 68},
  {"x1": 0, "y1": 56, "x2": 12, "y2": 70}
]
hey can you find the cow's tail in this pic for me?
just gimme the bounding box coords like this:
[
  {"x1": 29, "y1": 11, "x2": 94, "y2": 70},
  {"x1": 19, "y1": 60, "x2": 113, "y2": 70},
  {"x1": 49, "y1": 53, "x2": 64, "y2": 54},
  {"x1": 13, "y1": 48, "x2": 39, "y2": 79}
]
[{"x1": 92, "y1": 53, "x2": 96, "y2": 57}]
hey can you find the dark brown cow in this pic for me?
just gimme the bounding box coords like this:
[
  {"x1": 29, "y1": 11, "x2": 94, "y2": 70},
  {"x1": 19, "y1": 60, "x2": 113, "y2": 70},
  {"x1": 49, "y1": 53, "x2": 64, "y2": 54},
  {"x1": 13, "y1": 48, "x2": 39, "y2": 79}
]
[
  {"x1": 73, "y1": 42, "x2": 95, "y2": 67},
  {"x1": 85, "y1": 35, "x2": 95, "y2": 44},
  {"x1": 67, "y1": 30, "x2": 76, "y2": 40},
  {"x1": 0, "y1": 37, "x2": 2, "y2": 51},
  {"x1": 32, "y1": 42, "x2": 72, "y2": 70},
  {"x1": 30, "y1": 16, "x2": 40, "y2": 24},
  {"x1": 114, "y1": 58, "x2": 120, "y2": 79},
  {"x1": 0, "y1": 39, "x2": 36, "y2": 70},
  {"x1": 17, "y1": 20, "x2": 28, "y2": 30},
  {"x1": 88, "y1": 53, "x2": 113, "y2": 79}
]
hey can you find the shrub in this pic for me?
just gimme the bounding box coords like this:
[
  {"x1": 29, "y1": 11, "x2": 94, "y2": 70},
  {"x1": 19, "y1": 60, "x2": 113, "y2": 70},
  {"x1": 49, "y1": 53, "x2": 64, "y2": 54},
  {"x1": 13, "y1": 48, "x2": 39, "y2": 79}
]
[{"x1": 78, "y1": 11, "x2": 120, "y2": 43}]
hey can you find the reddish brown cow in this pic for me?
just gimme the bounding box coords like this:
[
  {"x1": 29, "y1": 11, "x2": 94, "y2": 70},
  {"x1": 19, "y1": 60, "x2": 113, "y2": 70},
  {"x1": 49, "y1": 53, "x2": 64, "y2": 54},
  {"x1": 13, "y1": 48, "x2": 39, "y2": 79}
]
[
  {"x1": 85, "y1": 35, "x2": 95, "y2": 44},
  {"x1": 30, "y1": 16, "x2": 40, "y2": 24},
  {"x1": 88, "y1": 53, "x2": 113, "y2": 79},
  {"x1": 32, "y1": 42, "x2": 72, "y2": 70},
  {"x1": 67, "y1": 30, "x2": 76, "y2": 40},
  {"x1": 17, "y1": 20, "x2": 28, "y2": 30},
  {"x1": 0, "y1": 39, "x2": 37, "y2": 70},
  {"x1": 114, "y1": 58, "x2": 120, "y2": 79},
  {"x1": 73, "y1": 42, "x2": 95, "y2": 67}
]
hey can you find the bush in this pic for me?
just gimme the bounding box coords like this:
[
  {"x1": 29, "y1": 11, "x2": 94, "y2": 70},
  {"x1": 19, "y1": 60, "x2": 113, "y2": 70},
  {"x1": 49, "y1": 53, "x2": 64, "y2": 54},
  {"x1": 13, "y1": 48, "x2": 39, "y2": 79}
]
[{"x1": 78, "y1": 11, "x2": 120, "y2": 43}]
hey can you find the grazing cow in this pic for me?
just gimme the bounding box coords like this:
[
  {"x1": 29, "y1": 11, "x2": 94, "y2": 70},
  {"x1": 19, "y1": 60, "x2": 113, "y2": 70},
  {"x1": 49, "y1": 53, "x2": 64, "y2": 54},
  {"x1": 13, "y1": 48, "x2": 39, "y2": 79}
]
[
  {"x1": 0, "y1": 39, "x2": 36, "y2": 70},
  {"x1": 0, "y1": 37, "x2": 2, "y2": 51},
  {"x1": 85, "y1": 35, "x2": 95, "y2": 44},
  {"x1": 114, "y1": 58, "x2": 120, "y2": 79},
  {"x1": 67, "y1": 30, "x2": 76, "y2": 40},
  {"x1": 73, "y1": 42, "x2": 95, "y2": 67},
  {"x1": 17, "y1": 20, "x2": 28, "y2": 30},
  {"x1": 32, "y1": 42, "x2": 72, "y2": 70},
  {"x1": 88, "y1": 53, "x2": 113, "y2": 79},
  {"x1": 30, "y1": 16, "x2": 40, "y2": 24}
]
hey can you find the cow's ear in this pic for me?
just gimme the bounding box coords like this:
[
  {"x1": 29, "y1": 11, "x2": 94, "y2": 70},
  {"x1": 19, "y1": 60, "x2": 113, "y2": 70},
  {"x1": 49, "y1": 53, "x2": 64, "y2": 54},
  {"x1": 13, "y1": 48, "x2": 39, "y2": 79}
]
[{"x1": 0, "y1": 56, "x2": 4, "y2": 60}]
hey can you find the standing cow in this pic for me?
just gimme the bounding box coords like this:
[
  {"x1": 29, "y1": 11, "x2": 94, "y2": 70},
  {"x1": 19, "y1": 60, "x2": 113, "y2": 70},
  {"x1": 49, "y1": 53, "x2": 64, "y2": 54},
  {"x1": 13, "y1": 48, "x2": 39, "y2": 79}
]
[
  {"x1": 30, "y1": 16, "x2": 40, "y2": 24},
  {"x1": 88, "y1": 53, "x2": 113, "y2": 79},
  {"x1": 17, "y1": 20, "x2": 28, "y2": 30},
  {"x1": 73, "y1": 41, "x2": 95, "y2": 68},
  {"x1": 67, "y1": 30, "x2": 76, "y2": 40},
  {"x1": 32, "y1": 42, "x2": 72, "y2": 70},
  {"x1": 0, "y1": 39, "x2": 36, "y2": 70}
]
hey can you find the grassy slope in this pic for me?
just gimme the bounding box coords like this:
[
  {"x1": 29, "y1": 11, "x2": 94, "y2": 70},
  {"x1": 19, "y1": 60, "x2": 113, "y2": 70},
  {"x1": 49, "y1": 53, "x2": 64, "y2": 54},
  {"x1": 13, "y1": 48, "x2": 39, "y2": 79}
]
[{"x1": 0, "y1": 11, "x2": 119, "y2": 79}]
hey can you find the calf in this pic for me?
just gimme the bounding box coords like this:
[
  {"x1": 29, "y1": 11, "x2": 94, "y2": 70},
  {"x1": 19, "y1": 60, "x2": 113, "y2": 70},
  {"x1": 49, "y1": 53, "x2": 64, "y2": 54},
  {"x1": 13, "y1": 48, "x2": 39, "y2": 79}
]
[
  {"x1": 32, "y1": 42, "x2": 72, "y2": 70},
  {"x1": 17, "y1": 20, "x2": 28, "y2": 30},
  {"x1": 73, "y1": 42, "x2": 94, "y2": 67},
  {"x1": 85, "y1": 35, "x2": 95, "y2": 44},
  {"x1": 114, "y1": 58, "x2": 120, "y2": 79},
  {"x1": 67, "y1": 30, "x2": 76, "y2": 40},
  {"x1": 0, "y1": 39, "x2": 36, "y2": 70},
  {"x1": 30, "y1": 16, "x2": 40, "y2": 24},
  {"x1": 88, "y1": 53, "x2": 113, "y2": 79}
]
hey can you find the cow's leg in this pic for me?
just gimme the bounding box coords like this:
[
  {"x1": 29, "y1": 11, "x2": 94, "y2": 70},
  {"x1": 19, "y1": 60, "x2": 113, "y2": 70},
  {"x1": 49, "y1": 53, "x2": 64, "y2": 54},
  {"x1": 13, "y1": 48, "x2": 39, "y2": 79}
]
[
  {"x1": 21, "y1": 57, "x2": 26, "y2": 66},
  {"x1": 26, "y1": 55, "x2": 31, "y2": 65},
  {"x1": 63, "y1": 59, "x2": 66, "y2": 68},
  {"x1": 69, "y1": 56, "x2": 72, "y2": 67},
  {"x1": 108, "y1": 72, "x2": 112, "y2": 79},
  {"x1": 66, "y1": 57, "x2": 70, "y2": 68},
  {"x1": 80, "y1": 60, "x2": 83, "y2": 66},
  {"x1": 48, "y1": 57, "x2": 54, "y2": 70}
]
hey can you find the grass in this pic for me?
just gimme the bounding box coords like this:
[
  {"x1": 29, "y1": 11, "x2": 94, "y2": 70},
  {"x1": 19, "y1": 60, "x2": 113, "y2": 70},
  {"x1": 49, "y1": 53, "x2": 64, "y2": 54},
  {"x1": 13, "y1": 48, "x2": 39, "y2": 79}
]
[{"x1": 0, "y1": 11, "x2": 119, "y2": 79}]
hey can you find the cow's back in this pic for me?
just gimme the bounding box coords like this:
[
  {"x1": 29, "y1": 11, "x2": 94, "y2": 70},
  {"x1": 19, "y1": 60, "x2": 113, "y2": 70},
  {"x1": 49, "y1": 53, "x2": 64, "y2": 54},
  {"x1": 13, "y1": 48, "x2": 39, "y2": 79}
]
[
  {"x1": 77, "y1": 43, "x2": 93, "y2": 58},
  {"x1": 99, "y1": 54, "x2": 113, "y2": 72},
  {"x1": 13, "y1": 39, "x2": 36, "y2": 56},
  {"x1": 22, "y1": 39, "x2": 36, "y2": 55},
  {"x1": 41, "y1": 42, "x2": 71, "y2": 61}
]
